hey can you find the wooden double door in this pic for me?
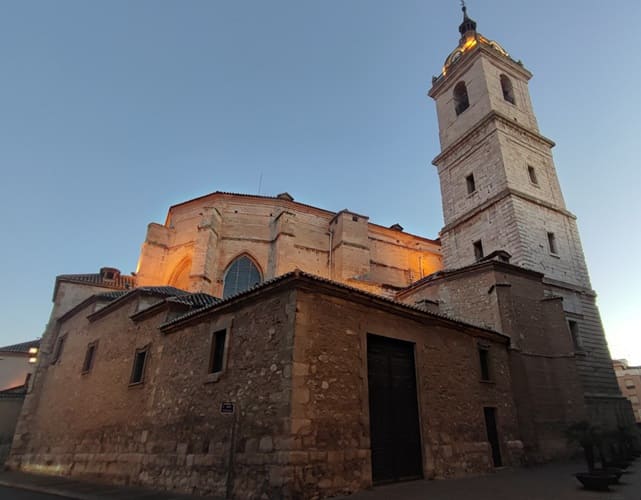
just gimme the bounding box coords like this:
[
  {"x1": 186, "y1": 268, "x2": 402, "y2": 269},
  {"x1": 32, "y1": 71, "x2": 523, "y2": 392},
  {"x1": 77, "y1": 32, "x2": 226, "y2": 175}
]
[{"x1": 367, "y1": 334, "x2": 423, "y2": 484}]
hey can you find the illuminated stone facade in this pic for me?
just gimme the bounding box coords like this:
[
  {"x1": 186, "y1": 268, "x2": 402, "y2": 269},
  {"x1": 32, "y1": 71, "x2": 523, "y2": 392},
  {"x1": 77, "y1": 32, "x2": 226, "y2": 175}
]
[
  {"x1": 7, "y1": 7, "x2": 632, "y2": 499},
  {"x1": 135, "y1": 192, "x2": 441, "y2": 297}
]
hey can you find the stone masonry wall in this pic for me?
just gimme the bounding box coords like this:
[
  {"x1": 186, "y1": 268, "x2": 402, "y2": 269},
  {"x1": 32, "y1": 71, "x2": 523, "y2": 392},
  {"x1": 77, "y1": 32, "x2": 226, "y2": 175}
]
[
  {"x1": 289, "y1": 287, "x2": 521, "y2": 498},
  {"x1": 546, "y1": 283, "x2": 628, "y2": 429},
  {"x1": 9, "y1": 289, "x2": 298, "y2": 499},
  {"x1": 398, "y1": 263, "x2": 587, "y2": 461},
  {"x1": 136, "y1": 193, "x2": 441, "y2": 295}
]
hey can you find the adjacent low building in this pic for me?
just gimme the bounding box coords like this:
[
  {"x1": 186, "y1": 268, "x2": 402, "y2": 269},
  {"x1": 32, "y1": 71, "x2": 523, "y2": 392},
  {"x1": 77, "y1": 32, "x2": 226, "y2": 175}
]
[
  {"x1": 613, "y1": 359, "x2": 641, "y2": 424},
  {"x1": 0, "y1": 339, "x2": 40, "y2": 462}
]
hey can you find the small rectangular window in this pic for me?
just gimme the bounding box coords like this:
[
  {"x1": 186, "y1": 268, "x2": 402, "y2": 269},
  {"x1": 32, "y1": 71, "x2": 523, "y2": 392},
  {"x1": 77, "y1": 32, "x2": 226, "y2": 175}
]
[
  {"x1": 130, "y1": 347, "x2": 149, "y2": 385},
  {"x1": 466, "y1": 174, "x2": 476, "y2": 194},
  {"x1": 52, "y1": 335, "x2": 66, "y2": 364},
  {"x1": 527, "y1": 165, "x2": 538, "y2": 185},
  {"x1": 625, "y1": 379, "x2": 635, "y2": 389},
  {"x1": 547, "y1": 232, "x2": 558, "y2": 254},
  {"x1": 209, "y1": 330, "x2": 227, "y2": 374},
  {"x1": 568, "y1": 320, "x2": 581, "y2": 350},
  {"x1": 473, "y1": 240, "x2": 484, "y2": 261},
  {"x1": 81, "y1": 341, "x2": 98, "y2": 374},
  {"x1": 479, "y1": 347, "x2": 491, "y2": 381}
]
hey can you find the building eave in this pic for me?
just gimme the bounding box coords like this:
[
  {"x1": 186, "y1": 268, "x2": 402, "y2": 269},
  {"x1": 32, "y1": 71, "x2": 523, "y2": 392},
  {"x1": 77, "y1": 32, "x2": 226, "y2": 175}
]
[{"x1": 160, "y1": 270, "x2": 509, "y2": 344}]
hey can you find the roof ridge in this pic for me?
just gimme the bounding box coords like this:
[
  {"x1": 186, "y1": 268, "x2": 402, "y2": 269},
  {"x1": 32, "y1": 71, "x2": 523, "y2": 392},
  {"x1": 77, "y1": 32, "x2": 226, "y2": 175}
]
[{"x1": 159, "y1": 270, "x2": 503, "y2": 337}]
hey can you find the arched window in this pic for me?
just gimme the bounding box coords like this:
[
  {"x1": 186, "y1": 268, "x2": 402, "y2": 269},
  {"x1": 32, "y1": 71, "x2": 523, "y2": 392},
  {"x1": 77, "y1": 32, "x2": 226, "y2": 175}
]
[
  {"x1": 500, "y1": 75, "x2": 515, "y2": 104},
  {"x1": 222, "y1": 255, "x2": 262, "y2": 299},
  {"x1": 453, "y1": 81, "x2": 469, "y2": 116}
]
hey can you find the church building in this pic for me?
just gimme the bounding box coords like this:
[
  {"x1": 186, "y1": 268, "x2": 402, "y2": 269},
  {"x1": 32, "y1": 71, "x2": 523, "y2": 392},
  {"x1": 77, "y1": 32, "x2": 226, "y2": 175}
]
[{"x1": 7, "y1": 7, "x2": 632, "y2": 499}]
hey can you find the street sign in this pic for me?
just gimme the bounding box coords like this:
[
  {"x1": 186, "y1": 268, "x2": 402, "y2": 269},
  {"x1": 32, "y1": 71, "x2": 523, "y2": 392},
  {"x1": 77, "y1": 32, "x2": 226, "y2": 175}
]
[{"x1": 220, "y1": 401, "x2": 235, "y2": 414}]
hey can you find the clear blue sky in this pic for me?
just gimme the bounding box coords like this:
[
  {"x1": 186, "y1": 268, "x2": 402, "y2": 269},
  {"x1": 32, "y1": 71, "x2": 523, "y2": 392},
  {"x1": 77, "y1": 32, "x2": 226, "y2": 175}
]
[{"x1": 0, "y1": 1, "x2": 639, "y2": 362}]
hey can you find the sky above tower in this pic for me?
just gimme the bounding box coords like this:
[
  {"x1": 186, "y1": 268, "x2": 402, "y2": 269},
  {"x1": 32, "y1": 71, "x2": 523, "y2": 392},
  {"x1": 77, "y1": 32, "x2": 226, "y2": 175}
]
[{"x1": 0, "y1": 1, "x2": 639, "y2": 363}]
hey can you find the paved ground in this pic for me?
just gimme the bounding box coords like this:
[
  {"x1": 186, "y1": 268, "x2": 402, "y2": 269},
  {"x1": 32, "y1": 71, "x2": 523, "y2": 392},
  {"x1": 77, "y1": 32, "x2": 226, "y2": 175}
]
[
  {"x1": 337, "y1": 461, "x2": 641, "y2": 500},
  {"x1": 0, "y1": 470, "x2": 212, "y2": 499},
  {"x1": 0, "y1": 460, "x2": 639, "y2": 499},
  {"x1": 0, "y1": 485, "x2": 72, "y2": 500}
]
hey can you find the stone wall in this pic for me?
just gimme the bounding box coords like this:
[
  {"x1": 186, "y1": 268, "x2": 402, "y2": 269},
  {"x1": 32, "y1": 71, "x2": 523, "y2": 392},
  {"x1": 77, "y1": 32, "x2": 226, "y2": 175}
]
[
  {"x1": 290, "y1": 285, "x2": 521, "y2": 498},
  {"x1": 398, "y1": 261, "x2": 587, "y2": 461},
  {"x1": 10, "y1": 275, "x2": 526, "y2": 499},
  {"x1": 136, "y1": 193, "x2": 441, "y2": 295},
  {"x1": 9, "y1": 288, "x2": 298, "y2": 498}
]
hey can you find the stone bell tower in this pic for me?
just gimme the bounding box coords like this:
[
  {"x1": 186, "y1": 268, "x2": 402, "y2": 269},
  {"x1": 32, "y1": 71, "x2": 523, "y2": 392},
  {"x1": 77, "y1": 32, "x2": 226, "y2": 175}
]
[{"x1": 428, "y1": 6, "x2": 633, "y2": 426}]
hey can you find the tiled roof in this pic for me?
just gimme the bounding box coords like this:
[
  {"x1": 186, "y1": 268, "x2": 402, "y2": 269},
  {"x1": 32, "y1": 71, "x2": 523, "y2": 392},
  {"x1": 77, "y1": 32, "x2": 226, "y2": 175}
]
[
  {"x1": 0, "y1": 385, "x2": 28, "y2": 399},
  {"x1": 169, "y1": 191, "x2": 336, "y2": 217},
  {"x1": 89, "y1": 286, "x2": 191, "y2": 321},
  {"x1": 160, "y1": 271, "x2": 505, "y2": 340},
  {"x1": 167, "y1": 293, "x2": 220, "y2": 308},
  {"x1": 56, "y1": 273, "x2": 136, "y2": 290},
  {"x1": 397, "y1": 256, "x2": 544, "y2": 297},
  {"x1": 96, "y1": 290, "x2": 130, "y2": 300},
  {"x1": 168, "y1": 191, "x2": 440, "y2": 244},
  {"x1": 0, "y1": 339, "x2": 40, "y2": 353},
  {"x1": 136, "y1": 286, "x2": 189, "y2": 297}
]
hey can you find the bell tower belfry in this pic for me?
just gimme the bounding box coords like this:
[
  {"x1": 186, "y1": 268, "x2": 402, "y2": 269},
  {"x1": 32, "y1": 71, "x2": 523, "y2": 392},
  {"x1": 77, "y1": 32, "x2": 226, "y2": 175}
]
[{"x1": 428, "y1": 6, "x2": 632, "y2": 425}]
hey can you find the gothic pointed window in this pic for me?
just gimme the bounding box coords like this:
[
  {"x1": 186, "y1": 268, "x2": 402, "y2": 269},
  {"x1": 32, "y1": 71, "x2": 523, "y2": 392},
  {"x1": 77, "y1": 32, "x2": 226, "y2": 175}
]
[
  {"x1": 500, "y1": 75, "x2": 515, "y2": 105},
  {"x1": 222, "y1": 255, "x2": 262, "y2": 299},
  {"x1": 453, "y1": 81, "x2": 469, "y2": 115}
]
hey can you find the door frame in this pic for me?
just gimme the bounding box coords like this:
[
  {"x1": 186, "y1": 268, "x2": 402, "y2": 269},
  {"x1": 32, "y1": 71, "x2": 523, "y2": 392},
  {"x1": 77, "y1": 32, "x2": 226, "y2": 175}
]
[{"x1": 365, "y1": 333, "x2": 425, "y2": 484}]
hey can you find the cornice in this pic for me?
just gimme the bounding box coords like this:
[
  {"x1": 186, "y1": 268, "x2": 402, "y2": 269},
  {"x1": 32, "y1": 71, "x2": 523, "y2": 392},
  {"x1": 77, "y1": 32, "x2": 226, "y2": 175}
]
[
  {"x1": 440, "y1": 187, "x2": 575, "y2": 235},
  {"x1": 429, "y1": 44, "x2": 532, "y2": 98},
  {"x1": 433, "y1": 110, "x2": 555, "y2": 167}
]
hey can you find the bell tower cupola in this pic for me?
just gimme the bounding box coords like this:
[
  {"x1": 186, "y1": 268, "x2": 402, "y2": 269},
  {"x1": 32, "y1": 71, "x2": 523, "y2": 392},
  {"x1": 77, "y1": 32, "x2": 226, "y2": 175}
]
[{"x1": 458, "y1": 3, "x2": 477, "y2": 38}]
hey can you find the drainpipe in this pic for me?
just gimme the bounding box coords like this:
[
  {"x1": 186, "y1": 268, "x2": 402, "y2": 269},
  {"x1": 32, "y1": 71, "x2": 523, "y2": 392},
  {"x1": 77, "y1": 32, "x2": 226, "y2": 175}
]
[{"x1": 328, "y1": 229, "x2": 333, "y2": 280}]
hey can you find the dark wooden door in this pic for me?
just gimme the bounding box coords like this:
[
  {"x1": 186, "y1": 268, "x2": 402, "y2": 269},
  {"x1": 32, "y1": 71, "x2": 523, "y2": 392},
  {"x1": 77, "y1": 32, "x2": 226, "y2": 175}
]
[
  {"x1": 367, "y1": 334, "x2": 423, "y2": 484},
  {"x1": 483, "y1": 407, "x2": 502, "y2": 467}
]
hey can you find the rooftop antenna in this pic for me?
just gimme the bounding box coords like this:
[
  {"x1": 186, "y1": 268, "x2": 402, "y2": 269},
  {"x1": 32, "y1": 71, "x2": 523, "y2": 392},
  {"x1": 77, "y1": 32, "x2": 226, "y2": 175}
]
[{"x1": 258, "y1": 171, "x2": 263, "y2": 195}]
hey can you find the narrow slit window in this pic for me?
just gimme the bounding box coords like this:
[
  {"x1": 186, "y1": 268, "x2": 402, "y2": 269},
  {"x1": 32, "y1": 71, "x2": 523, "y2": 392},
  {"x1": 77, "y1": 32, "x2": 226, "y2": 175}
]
[
  {"x1": 479, "y1": 347, "x2": 491, "y2": 381},
  {"x1": 527, "y1": 165, "x2": 538, "y2": 185},
  {"x1": 82, "y1": 341, "x2": 98, "y2": 374},
  {"x1": 568, "y1": 320, "x2": 581, "y2": 350},
  {"x1": 473, "y1": 240, "x2": 484, "y2": 261},
  {"x1": 547, "y1": 232, "x2": 558, "y2": 254},
  {"x1": 130, "y1": 347, "x2": 149, "y2": 385},
  {"x1": 209, "y1": 330, "x2": 227, "y2": 374},
  {"x1": 453, "y1": 81, "x2": 470, "y2": 115},
  {"x1": 52, "y1": 335, "x2": 66, "y2": 364},
  {"x1": 466, "y1": 174, "x2": 476, "y2": 194}
]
